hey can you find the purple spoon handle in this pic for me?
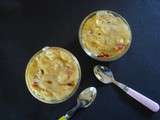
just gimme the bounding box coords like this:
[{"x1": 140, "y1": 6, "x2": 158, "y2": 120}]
[{"x1": 126, "y1": 87, "x2": 159, "y2": 112}]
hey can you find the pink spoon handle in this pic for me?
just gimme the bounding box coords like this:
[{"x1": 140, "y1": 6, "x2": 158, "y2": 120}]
[{"x1": 126, "y1": 87, "x2": 159, "y2": 112}]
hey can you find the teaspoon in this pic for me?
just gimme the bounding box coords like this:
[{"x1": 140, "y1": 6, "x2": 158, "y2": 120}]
[
  {"x1": 94, "y1": 65, "x2": 159, "y2": 112},
  {"x1": 58, "y1": 87, "x2": 97, "y2": 120}
]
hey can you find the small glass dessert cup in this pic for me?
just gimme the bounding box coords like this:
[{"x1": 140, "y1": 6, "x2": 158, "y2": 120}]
[
  {"x1": 79, "y1": 10, "x2": 132, "y2": 61},
  {"x1": 25, "y1": 47, "x2": 81, "y2": 104}
]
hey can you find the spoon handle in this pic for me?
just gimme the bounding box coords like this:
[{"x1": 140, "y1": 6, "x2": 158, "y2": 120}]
[
  {"x1": 126, "y1": 87, "x2": 159, "y2": 112},
  {"x1": 114, "y1": 81, "x2": 159, "y2": 112},
  {"x1": 58, "y1": 115, "x2": 67, "y2": 120},
  {"x1": 58, "y1": 102, "x2": 81, "y2": 120}
]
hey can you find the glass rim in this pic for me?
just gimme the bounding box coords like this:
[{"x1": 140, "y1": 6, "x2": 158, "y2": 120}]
[
  {"x1": 78, "y1": 10, "x2": 132, "y2": 62},
  {"x1": 25, "y1": 46, "x2": 81, "y2": 104}
]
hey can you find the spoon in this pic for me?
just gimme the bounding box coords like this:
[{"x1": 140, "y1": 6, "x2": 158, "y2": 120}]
[
  {"x1": 58, "y1": 87, "x2": 97, "y2": 120},
  {"x1": 94, "y1": 65, "x2": 159, "y2": 112}
]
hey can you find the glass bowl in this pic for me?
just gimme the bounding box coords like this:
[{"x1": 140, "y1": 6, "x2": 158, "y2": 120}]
[
  {"x1": 79, "y1": 10, "x2": 132, "y2": 61},
  {"x1": 25, "y1": 47, "x2": 81, "y2": 104}
]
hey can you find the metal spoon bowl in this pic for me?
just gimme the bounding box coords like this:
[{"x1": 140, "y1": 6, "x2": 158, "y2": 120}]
[
  {"x1": 78, "y1": 87, "x2": 97, "y2": 108},
  {"x1": 94, "y1": 65, "x2": 113, "y2": 84}
]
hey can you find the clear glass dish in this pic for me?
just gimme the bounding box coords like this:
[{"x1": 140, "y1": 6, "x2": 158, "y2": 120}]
[
  {"x1": 79, "y1": 10, "x2": 132, "y2": 61},
  {"x1": 25, "y1": 47, "x2": 81, "y2": 104}
]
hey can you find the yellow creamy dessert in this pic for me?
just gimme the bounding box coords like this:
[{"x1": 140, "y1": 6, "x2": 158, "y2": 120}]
[
  {"x1": 25, "y1": 47, "x2": 80, "y2": 103},
  {"x1": 79, "y1": 11, "x2": 132, "y2": 61}
]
